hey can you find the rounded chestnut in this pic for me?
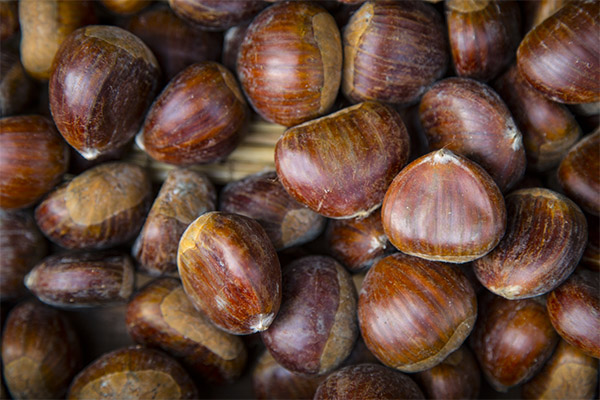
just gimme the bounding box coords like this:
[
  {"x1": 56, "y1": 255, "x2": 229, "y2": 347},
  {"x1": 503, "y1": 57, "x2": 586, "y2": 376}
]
[
  {"x1": 238, "y1": 1, "x2": 342, "y2": 126},
  {"x1": 0, "y1": 45, "x2": 36, "y2": 117},
  {"x1": 177, "y1": 211, "x2": 282, "y2": 335},
  {"x1": 169, "y1": 0, "x2": 265, "y2": 31},
  {"x1": 359, "y1": 253, "x2": 477, "y2": 373},
  {"x1": 50, "y1": 25, "x2": 160, "y2": 160}
]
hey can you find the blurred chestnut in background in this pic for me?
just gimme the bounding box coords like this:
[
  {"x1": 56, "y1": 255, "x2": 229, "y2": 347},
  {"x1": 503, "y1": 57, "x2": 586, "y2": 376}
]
[
  {"x1": 382, "y1": 149, "x2": 506, "y2": 263},
  {"x1": 275, "y1": 101, "x2": 409, "y2": 219},
  {"x1": 0, "y1": 1, "x2": 19, "y2": 42},
  {"x1": 0, "y1": 45, "x2": 36, "y2": 117},
  {"x1": 470, "y1": 295, "x2": 559, "y2": 391},
  {"x1": 2, "y1": 300, "x2": 82, "y2": 399},
  {"x1": 343, "y1": 1, "x2": 448, "y2": 105},
  {"x1": 168, "y1": 0, "x2": 265, "y2": 31},
  {"x1": 50, "y1": 25, "x2": 160, "y2": 160},
  {"x1": 523, "y1": 0, "x2": 570, "y2": 32},
  {"x1": 581, "y1": 214, "x2": 599, "y2": 271},
  {"x1": 419, "y1": 77, "x2": 526, "y2": 191},
  {"x1": 177, "y1": 211, "x2": 281, "y2": 335},
  {"x1": 100, "y1": 0, "x2": 151, "y2": 15},
  {"x1": 517, "y1": 0, "x2": 599, "y2": 104},
  {"x1": 222, "y1": 22, "x2": 250, "y2": 73},
  {"x1": 35, "y1": 162, "x2": 152, "y2": 250},
  {"x1": 0, "y1": 115, "x2": 69, "y2": 210},
  {"x1": 359, "y1": 253, "x2": 477, "y2": 372},
  {"x1": 238, "y1": 1, "x2": 342, "y2": 126}
]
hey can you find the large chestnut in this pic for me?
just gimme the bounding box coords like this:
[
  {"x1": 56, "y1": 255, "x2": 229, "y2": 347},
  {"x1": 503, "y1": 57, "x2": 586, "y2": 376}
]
[{"x1": 168, "y1": 0, "x2": 265, "y2": 31}]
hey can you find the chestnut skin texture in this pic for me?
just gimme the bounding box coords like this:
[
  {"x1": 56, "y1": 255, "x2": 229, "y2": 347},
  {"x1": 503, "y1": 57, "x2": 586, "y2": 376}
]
[
  {"x1": 67, "y1": 346, "x2": 198, "y2": 399},
  {"x1": 382, "y1": 149, "x2": 507, "y2": 263},
  {"x1": 473, "y1": 188, "x2": 587, "y2": 299},
  {"x1": 546, "y1": 269, "x2": 600, "y2": 359},
  {"x1": 470, "y1": 294, "x2": 559, "y2": 391},
  {"x1": 177, "y1": 211, "x2": 282, "y2": 335},
  {"x1": 343, "y1": 1, "x2": 448, "y2": 105},
  {"x1": 2, "y1": 300, "x2": 82, "y2": 400},
  {"x1": 50, "y1": 25, "x2": 160, "y2": 160},
  {"x1": 168, "y1": 0, "x2": 265, "y2": 31},
  {"x1": 517, "y1": 0, "x2": 600, "y2": 104},
  {"x1": 126, "y1": 278, "x2": 247, "y2": 384},
  {"x1": 359, "y1": 253, "x2": 477, "y2": 373},
  {"x1": 275, "y1": 101, "x2": 410, "y2": 219},
  {"x1": 238, "y1": 1, "x2": 342, "y2": 126},
  {"x1": 314, "y1": 363, "x2": 425, "y2": 400},
  {"x1": 139, "y1": 61, "x2": 248, "y2": 165},
  {"x1": 0, "y1": 115, "x2": 70, "y2": 210}
]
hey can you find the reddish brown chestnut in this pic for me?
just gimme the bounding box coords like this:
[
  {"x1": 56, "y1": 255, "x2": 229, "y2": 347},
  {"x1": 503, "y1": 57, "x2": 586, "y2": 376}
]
[
  {"x1": 275, "y1": 101, "x2": 410, "y2": 219},
  {"x1": 382, "y1": 149, "x2": 506, "y2": 263},
  {"x1": 238, "y1": 1, "x2": 342, "y2": 126},
  {"x1": 169, "y1": 0, "x2": 265, "y2": 31},
  {"x1": 50, "y1": 25, "x2": 160, "y2": 159},
  {"x1": 358, "y1": 253, "x2": 477, "y2": 372},
  {"x1": 177, "y1": 211, "x2": 282, "y2": 335}
]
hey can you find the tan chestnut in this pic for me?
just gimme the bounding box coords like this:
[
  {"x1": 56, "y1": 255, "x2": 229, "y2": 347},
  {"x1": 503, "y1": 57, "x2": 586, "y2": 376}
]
[
  {"x1": 177, "y1": 211, "x2": 282, "y2": 335},
  {"x1": 169, "y1": 0, "x2": 265, "y2": 31}
]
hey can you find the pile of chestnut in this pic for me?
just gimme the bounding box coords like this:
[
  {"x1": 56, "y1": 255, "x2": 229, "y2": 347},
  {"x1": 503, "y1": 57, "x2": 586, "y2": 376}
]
[{"x1": 0, "y1": 0, "x2": 598, "y2": 399}]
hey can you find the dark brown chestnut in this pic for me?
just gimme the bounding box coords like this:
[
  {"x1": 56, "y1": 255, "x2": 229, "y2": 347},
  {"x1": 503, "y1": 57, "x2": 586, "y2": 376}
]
[
  {"x1": 0, "y1": 45, "x2": 36, "y2": 117},
  {"x1": 275, "y1": 101, "x2": 410, "y2": 219},
  {"x1": 50, "y1": 25, "x2": 160, "y2": 160},
  {"x1": 0, "y1": 1, "x2": 19, "y2": 42},
  {"x1": 168, "y1": 0, "x2": 265, "y2": 31},
  {"x1": 177, "y1": 211, "x2": 282, "y2": 335},
  {"x1": 359, "y1": 253, "x2": 477, "y2": 373},
  {"x1": 581, "y1": 214, "x2": 599, "y2": 271}
]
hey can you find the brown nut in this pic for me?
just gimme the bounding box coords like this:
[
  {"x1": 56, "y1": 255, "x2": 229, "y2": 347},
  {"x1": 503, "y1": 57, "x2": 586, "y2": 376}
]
[
  {"x1": 222, "y1": 22, "x2": 250, "y2": 73},
  {"x1": 581, "y1": 214, "x2": 599, "y2": 271},
  {"x1": 169, "y1": 0, "x2": 265, "y2": 31},
  {"x1": 523, "y1": 0, "x2": 570, "y2": 31},
  {"x1": 0, "y1": 45, "x2": 36, "y2": 117},
  {"x1": 100, "y1": 0, "x2": 150, "y2": 15},
  {"x1": 0, "y1": 1, "x2": 19, "y2": 42}
]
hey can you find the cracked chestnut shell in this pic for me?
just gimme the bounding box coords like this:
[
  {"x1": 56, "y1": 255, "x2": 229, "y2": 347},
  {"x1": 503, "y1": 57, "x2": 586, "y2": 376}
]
[
  {"x1": 177, "y1": 211, "x2": 282, "y2": 335},
  {"x1": 358, "y1": 253, "x2": 477, "y2": 373}
]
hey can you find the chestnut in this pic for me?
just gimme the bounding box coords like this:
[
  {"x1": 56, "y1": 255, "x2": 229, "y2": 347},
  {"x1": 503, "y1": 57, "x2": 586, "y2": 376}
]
[
  {"x1": 222, "y1": 22, "x2": 250, "y2": 73},
  {"x1": 50, "y1": 25, "x2": 160, "y2": 160},
  {"x1": 2, "y1": 300, "x2": 82, "y2": 399},
  {"x1": 382, "y1": 149, "x2": 506, "y2": 263},
  {"x1": 238, "y1": 1, "x2": 342, "y2": 126},
  {"x1": 0, "y1": 45, "x2": 36, "y2": 117},
  {"x1": 358, "y1": 253, "x2": 477, "y2": 373},
  {"x1": 168, "y1": 0, "x2": 265, "y2": 31},
  {"x1": 67, "y1": 346, "x2": 198, "y2": 399},
  {"x1": 0, "y1": 115, "x2": 70, "y2": 210},
  {"x1": 0, "y1": 1, "x2": 18, "y2": 42},
  {"x1": 581, "y1": 214, "x2": 599, "y2": 271},
  {"x1": 523, "y1": 0, "x2": 570, "y2": 31},
  {"x1": 177, "y1": 211, "x2": 281, "y2": 335},
  {"x1": 100, "y1": 0, "x2": 150, "y2": 15},
  {"x1": 35, "y1": 162, "x2": 152, "y2": 250},
  {"x1": 275, "y1": 101, "x2": 410, "y2": 219}
]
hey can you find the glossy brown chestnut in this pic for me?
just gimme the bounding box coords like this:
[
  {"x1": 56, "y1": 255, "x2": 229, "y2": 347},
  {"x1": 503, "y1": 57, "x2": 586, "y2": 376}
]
[
  {"x1": 275, "y1": 101, "x2": 410, "y2": 219},
  {"x1": 35, "y1": 162, "x2": 152, "y2": 250},
  {"x1": 419, "y1": 77, "x2": 526, "y2": 191},
  {"x1": 359, "y1": 253, "x2": 477, "y2": 372},
  {"x1": 382, "y1": 149, "x2": 506, "y2": 263},
  {"x1": 343, "y1": 1, "x2": 448, "y2": 105},
  {"x1": 169, "y1": 0, "x2": 265, "y2": 31},
  {"x1": 314, "y1": 363, "x2": 425, "y2": 400},
  {"x1": 126, "y1": 277, "x2": 247, "y2": 384},
  {"x1": 100, "y1": 0, "x2": 150, "y2": 14},
  {"x1": 0, "y1": 1, "x2": 18, "y2": 42},
  {"x1": 25, "y1": 251, "x2": 135, "y2": 307},
  {"x1": 67, "y1": 346, "x2": 198, "y2": 399},
  {"x1": 50, "y1": 25, "x2": 160, "y2": 160},
  {"x1": 470, "y1": 294, "x2": 559, "y2": 391},
  {"x1": 546, "y1": 269, "x2": 600, "y2": 358},
  {"x1": 522, "y1": 340, "x2": 599, "y2": 399},
  {"x1": 133, "y1": 169, "x2": 216, "y2": 276},
  {"x1": 2, "y1": 300, "x2": 82, "y2": 399},
  {"x1": 220, "y1": 171, "x2": 326, "y2": 251},
  {"x1": 473, "y1": 188, "x2": 587, "y2": 299},
  {"x1": 517, "y1": 0, "x2": 600, "y2": 104},
  {"x1": 177, "y1": 211, "x2": 282, "y2": 335},
  {"x1": 0, "y1": 115, "x2": 70, "y2": 210},
  {"x1": 238, "y1": 1, "x2": 342, "y2": 126},
  {"x1": 0, "y1": 45, "x2": 36, "y2": 117},
  {"x1": 557, "y1": 131, "x2": 600, "y2": 216}
]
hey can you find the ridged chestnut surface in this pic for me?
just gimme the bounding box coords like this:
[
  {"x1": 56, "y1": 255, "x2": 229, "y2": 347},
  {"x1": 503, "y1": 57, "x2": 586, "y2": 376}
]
[
  {"x1": 358, "y1": 253, "x2": 477, "y2": 373},
  {"x1": 139, "y1": 61, "x2": 248, "y2": 165},
  {"x1": 419, "y1": 77, "x2": 526, "y2": 191},
  {"x1": 382, "y1": 149, "x2": 506, "y2": 263},
  {"x1": 473, "y1": 188, "x2": 587, "y2": 299},
  {"x1": 546, "y1": 269, "x2": 600, "y2": 358},
  {"x1": 177, "y1": 211, "x2": 281, "y2": 335},
  {"x1": 50, "y1": 25, "x2": 160, "y2": 160},
  {"x1": 220, "y1": 171, "x2": 326, "y2": 251},
  {"x1": 35, "y1": 162, "x2": 152, "y2": 250},
  {"x1": 169, "y1": 0, "x2": 265, "y2": 31},
  {"x1": 275, "y1": 101, "x2": 410, "y2": 219},
  {"x1": 0, "y1": 115, "x2": 70, "y2": 210},
  {"x1": 133, "y1": 169, "x2": 216, "y2": 276},
  {"x1": 126, "y1": 278, "x2": 247, "y2": 384},
  {"x1": 342, "y1": 1, "x2": 448, "y2": 105},
  {"x1": 68, "y1": 346, "x2": 198, "y2": 399},
  {"x1": 237, "y1": 1, "x2": 342, "y2": 126},
  {"x1": 517, "y1": 0, "x2": 600, "y2": 104},
  {"x1": 261, "y1": 256, "x2": 358, "y2": 376}
]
